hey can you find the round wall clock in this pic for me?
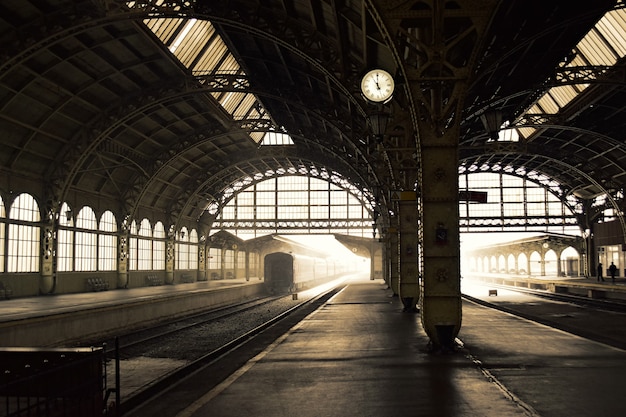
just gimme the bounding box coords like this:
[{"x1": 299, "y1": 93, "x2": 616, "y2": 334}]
[{"x1": 360, "y1": 69, "x2": 395, "y2": 103}]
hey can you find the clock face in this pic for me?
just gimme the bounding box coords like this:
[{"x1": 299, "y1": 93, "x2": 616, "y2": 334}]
[{"x1": 361, "y1": 69, "x2": 395, "y2": 103}]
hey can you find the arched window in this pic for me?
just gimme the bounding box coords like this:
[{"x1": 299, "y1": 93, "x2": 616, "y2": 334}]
[
  {"x1": 0, "y1": 196, "x2": 5, "y2": 273},
  {"x1": 459, "y1": 171, "x2": 578, "y2": 233},
  {"x1": 129, "y1": 220, "x2": 138, "y2": 271},
  {"x1": 75, "y1": 207, "x2": 97, "y2": 272},
  {"x1": 176, "y1": 227, "x2": 190, "y2": 270},
  {"x1": 214, "y1": 175, "x2": 373, "y2": 239},
  {"x1": 224, "y1": 248, "x2": 234, "y2": 271},
  {"x1": 249, "y1": 252, "x2": 259, "y2": 277},
  {"x1": 8, "y1": 193, "x2": 40, "y2": 273},
  {"x1": 518, "y1": 253, "x2": 528, "y2": 274},
  {"x1": 529, "y1": 251, "x2": 542, "y2": 275},
  {"x1": 153, "y1": 222, "x2": 166, "y2": 270},
  {"x1": 208, "y1": 247, "x2": 221, "y2": 272},
  {"x1": 57, "y1": 202, "x2": 74, "y2": 272},
  {"x1": 188, "y1": 229, "x2": 198, "y2": 270},
  {"x1": 544, "y1": 249, "x2": 558, "y2": 276},
  {"x1": 138, "y1": 219, "x2": 152, "y2": 270},
  {"x1": 98, "y1": 211, "x2": 118, "y2": 271}
]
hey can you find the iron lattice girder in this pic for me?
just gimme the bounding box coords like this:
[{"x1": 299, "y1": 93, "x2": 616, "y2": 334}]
[
  {"x1": 195, "y1": 73, "x2": 251, "y2": 91},
  {"x1": 213, "y1": 220, "x2": 371, "y2": 230},
  {"x1": 460, "y1": 216, "x2": 580, "y2": 227},
  {"x1": 550, "y1": 65, "x2": 622, "y2": 85}
]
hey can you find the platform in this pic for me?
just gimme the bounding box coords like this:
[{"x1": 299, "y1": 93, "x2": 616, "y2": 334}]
[
  {"x1": 0, "y1": 278, "x2": 264, "y2": 346},
  {"x1": 126, "y1": 277, "x2": 626, "y2": 417}
]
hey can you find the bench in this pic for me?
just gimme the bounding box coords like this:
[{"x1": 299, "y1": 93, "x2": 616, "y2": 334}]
[
  {"x1": 180, "y1": 273, "x2": 194, "y2": 283},
  {"x1": 86, "y1": 278, "x2": 109, "y2": 292},
  {"x1": 0, "y1": 282, "x2": 13, "y2": 299},
  {"x1": 145, "y1": 274, "x2": 163, "y2": 286}
]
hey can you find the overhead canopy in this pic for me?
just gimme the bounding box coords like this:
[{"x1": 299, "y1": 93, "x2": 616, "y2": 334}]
[{"x1": 1, "y1": 0, "x2": 624, "y2": 230}]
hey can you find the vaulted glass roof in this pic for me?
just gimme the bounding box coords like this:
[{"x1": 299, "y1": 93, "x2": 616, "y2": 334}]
[
  {"x1": 142, "y1": 15, "x2": 293, "y2": 146},
  {"x1": 517, "y1": 2, "x2": 626, "y2": 139}
]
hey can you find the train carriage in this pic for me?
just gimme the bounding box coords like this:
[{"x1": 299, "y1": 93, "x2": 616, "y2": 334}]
[{"x1": 264, "y1": 252, "x2": 353, "y2": 294}]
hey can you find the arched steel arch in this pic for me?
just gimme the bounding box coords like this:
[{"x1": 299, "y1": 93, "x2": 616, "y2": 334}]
[{"x1": 460, "y1": 152, "x2": 626, "y2": 240}]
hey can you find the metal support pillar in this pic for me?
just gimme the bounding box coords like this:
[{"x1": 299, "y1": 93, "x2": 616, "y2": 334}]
[
  {"x1": 389, "y1": 222, "x2": 400, "y2": 296},
  {"x1": 367, "y1": 0, "x2": 498, "y2": 348},
  {"x1": 398, "y1": 193, "x2": 420, "y2": 311},
  {"x1": 420, "y1": 128, "x2": 462, "y2": 350}
]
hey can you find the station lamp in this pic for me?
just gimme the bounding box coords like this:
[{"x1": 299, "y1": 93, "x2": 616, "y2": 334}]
[{"x1": 480, "y1": 109, "x2": 503, "y2": 140}]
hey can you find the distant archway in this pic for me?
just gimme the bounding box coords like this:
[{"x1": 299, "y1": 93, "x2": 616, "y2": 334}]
[
  {"x1": 561, "y1": 246, "x2": 580, "y2": 276},
  {"x1": 530, "y1": 251, "x2": 542, "y2": 275},
  {"x1": 544, "y1": 249, "x2": 558, "y2": 276}
]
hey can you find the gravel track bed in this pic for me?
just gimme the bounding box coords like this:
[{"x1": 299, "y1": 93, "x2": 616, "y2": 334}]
[
  {"x1": 107, "y1": 292, "x2": 316, "y2": 400},
  {"x1": 134, "y1": 295, "x2": 303, "y2": 361}
]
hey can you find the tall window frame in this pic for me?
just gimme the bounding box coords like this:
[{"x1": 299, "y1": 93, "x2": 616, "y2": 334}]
[
  {"x1": 153, "y1": 221, "x2": 166, "y2": 270},
  {"x1": 0, "y1": 197, "x2": 5, "y2": 273},
  {"x1": 208, "y1": 247, "x2": 221, "y2": 270},
  {"x1": 128, "y1": 221, "x2": 138, "y2": 271},
  {"x1": 188, "y1": 229, "x2": 199, "y2": 270},
  {"x1": 57, "y1": 202, "x2": 74, "y2": 272},
  {"x1": 138, "y1": 218, "x2": 152, "y2": 271},
  {"x1": 176, "y1": 227, "x2": 190, "y2": 270},
  {"x1": 98, "y1": 211, "x2": 118, "y2": 271},
  {"x1": 75, "y1": 207, "x2": 98, "y2": 272},
  {"x1": 7, "y1": 193, "x2": 40, "y2": 273}
]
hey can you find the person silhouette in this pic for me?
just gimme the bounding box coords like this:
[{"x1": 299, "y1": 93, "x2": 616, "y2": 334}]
[
  {"x1": 597, "y1": 263, "x2": 605, "y2": 282},
  {"x1": 609, "y1": 262, "x2": 617, "y2": 283}
]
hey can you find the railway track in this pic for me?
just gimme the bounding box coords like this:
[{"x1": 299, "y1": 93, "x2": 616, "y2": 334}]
[
  {"x1": 461, "y1": 281, "x2": 626, "y2": 351},
  {"x1": 103, "y1": 280, "x2": 348, "y2": 416},
  {"x1": 97, "y1": 294, "x2": 285, "y2": 357}
]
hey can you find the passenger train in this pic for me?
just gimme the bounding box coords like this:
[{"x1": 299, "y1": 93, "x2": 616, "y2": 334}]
[{"x1": 263, "y1": 252, "x2": 356, "y2": 293}]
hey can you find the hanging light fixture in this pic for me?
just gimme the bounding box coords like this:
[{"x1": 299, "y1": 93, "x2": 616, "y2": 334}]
[
  {"x1": 480, "y1": 109, "x2": 503, "y2": 140},
  {"x1": 369, "y1": 105, "x2": 390, "y2": 143}
]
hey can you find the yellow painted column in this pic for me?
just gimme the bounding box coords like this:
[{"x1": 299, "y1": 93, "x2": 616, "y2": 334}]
[
  {"x1": 420, "y1": 127, "x2": 462, "y2": 350},
  {"x1": 388, "y1": 222, "x2": 400, "y2": 296},
  {"x1": 398, "y1": 192, "x2": 420, "y2": 311}
]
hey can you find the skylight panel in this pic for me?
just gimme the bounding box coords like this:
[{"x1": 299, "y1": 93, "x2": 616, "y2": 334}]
[
  {"x1": 232, "y1": 94, "x2": 257, "y2": 120},
  {"x1": 260, "y1": 132, "x2": 295, "y2": 145},
  {"x1": 249, "y1": 132, "x2": 265, "y2": 143},
  {"x1": 169, "y1": 19, "x2": 196, "y2": 54},
  {"x1": 578, "y1": 30, "x2": 617, "y2": 66},
  {"x1": 597, "y1": 10, "x2": 626, "y2": 56},
  {"x1": 193, "y1": 38, "x2": 228, "y2": 75},
  {"x1": 517, "y1": 126, "x2": 536, "y2": 139},
  {"x1": 138, "y1": 12, "x2": 280, "y2": 145},
  {"x1": 549, "y1": 85, "x2": 578, "y2": 107},
  {"x1": 518, "y1": 4, "x2": 626, "y2": 140},
  {"x1": 220, "y1": 91, "x2": 246, "y2": 115},
  {"x1": 537, "y1": 94, "x2": 559, "y2": 113},
  {"x1": 144, "y1": 17, "x2": 180, "y2": 41},
  {"x1": 216, "y1": 55, "x2": 240, "y2": 73}
]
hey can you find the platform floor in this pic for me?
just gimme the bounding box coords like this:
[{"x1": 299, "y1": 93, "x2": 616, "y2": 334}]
[
  {"x1": 130, "y1": 278, "x2": 626, "y2": 417},
  {"x1": 0, "y1": 278, "x2": 256, "y2": 323}
]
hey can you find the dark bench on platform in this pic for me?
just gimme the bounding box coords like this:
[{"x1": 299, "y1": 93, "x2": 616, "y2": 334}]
[
  {"x1": 145, "y1": 274, "x2": 163, "y2": 286},
  {"x1": 180, "y1": 273, "x2": 194, "y2": 283},
  {"x1": 0, "y1": 282, "x2": 13, "y2": 299},
  {"x1": 86, "y1": 277, "x2": 109, "y2": 292}
]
